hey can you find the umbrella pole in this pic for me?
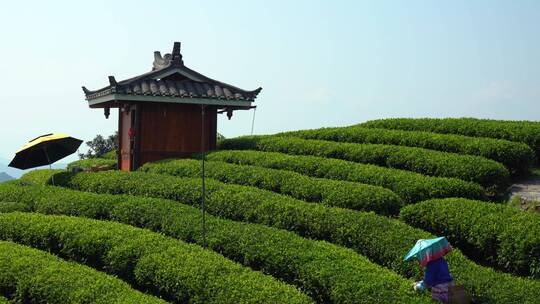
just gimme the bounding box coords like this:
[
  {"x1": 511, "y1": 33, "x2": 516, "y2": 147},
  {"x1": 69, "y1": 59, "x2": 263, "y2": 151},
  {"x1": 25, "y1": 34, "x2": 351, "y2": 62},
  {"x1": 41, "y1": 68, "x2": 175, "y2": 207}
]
[{"x1": 44, "y1": 147, "x2": 55, "y2": 186}]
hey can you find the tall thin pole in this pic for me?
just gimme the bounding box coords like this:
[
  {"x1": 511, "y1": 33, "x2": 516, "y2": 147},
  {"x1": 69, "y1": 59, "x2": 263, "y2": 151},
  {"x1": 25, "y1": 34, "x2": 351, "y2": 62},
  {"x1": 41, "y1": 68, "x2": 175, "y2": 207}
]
[
  {"x1": 250, "y1": 107, "x2": 257, "y2": 135},
  {"x1": 200, "y1": 105, "x2": 207, "y2": 248},
  {"x1": 44, "y1": 147, "x2": 55, "y2": 186}
]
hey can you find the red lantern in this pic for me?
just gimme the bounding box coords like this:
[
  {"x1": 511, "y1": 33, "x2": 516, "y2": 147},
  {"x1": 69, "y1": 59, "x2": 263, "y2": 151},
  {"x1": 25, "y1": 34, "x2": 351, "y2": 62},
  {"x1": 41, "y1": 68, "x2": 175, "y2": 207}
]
[{"x1": 128, "y1": 127, "x2": 136, "y2": 139}]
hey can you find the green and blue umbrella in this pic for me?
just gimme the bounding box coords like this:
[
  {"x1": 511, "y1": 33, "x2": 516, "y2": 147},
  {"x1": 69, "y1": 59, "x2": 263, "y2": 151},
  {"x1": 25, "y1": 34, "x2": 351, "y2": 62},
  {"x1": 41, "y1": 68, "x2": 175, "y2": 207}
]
[{"x1": 404, "y1": 237, "x2": 452, "y2": 267}]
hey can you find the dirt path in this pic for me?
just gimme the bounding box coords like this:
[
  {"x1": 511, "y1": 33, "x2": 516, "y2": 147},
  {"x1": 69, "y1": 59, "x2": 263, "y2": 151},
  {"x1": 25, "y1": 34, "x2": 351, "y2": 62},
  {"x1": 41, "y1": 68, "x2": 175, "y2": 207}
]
[{"x1": 508, "y1": 176, "x2": 540, "y2": 212}]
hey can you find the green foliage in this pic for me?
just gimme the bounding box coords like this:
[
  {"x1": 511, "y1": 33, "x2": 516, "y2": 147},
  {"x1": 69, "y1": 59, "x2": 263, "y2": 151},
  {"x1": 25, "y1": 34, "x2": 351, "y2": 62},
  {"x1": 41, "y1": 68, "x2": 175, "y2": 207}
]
[
  {"x1": 102, "y1": 150, "x2": 118, "y2": 160},
  {"x1": 79, "y1": 132, "x2": 118, "y2": 159},
  {"x1": 0, "y1": 183, "x2": 430, "y2": 303},
  {"x1": 218, "y1": 136, "x2": 510, "y2": 191},
  {"x1": 19, "y1": 169, "x2": 63, "y2": 185},
  {"x1": 0, "y1": 211, "x2": 310, "y2": 304},
  {"x1": 361, "y1": 117, "x2": 540, "y2": 161},
  {"x1": 0, "y1": 296, "x2": 8, "y2": 303},
  {"x1": 205, "y1": 150, "x2": 486, "y2": 203},
  {"x1": 279, "y1": 126, "x2": 535, "y2": 175},
  {"x1": 141, "y1": 159, "x2": 404, "y2": 215},
  {"x1": 400, "y1": 198, "x2": 540, "y2": 279},
  {"x1": 0, "y1": 240, "x2": 164, "y2": 303},
  {"x1": 0, "y1": 201, "x2": 31, "y2": 213},
  {"x1": 67, "y1": 158, "x2": 117, "y2": 171},
  {"x1": 25, "y1": 170, "x2": 540, "y2": 303}
]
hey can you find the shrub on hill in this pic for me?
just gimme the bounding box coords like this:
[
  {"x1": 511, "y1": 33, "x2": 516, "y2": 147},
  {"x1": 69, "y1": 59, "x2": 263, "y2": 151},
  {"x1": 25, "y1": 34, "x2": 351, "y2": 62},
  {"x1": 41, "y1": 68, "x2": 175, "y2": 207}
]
[
  {"x1": 0, "y1": 240, "x2": 164, "y2": 304},
  {"x1": 204, "y1": 150, "x2": 486, "y2": 203},
  {"x1": 279, "y1": 126, "x2": 535, "y2": 175},
  {"x1": 102, "y1": 149, "x2": 117, "y2": 160},
  {"x1": 67, "y1": 158, "x2": 117, "y2": 171},
  {"x1": 360, "y1": 117, "x2": 540, "y2": 161},
  {"x1": 0, "y1": 212, "x2": 310, "y2": 304},
  {"x1": 20, "y1": 170, "x2": 540, "y2": 303},
  {"x1": 400, "y1": 198, "x2": 540, "y2": 279},
  {"x1": 218, "y1": 136, "x2": 510, "y2": 192},
  {"x1": 0, "y1": 183, "x2": 430, "y2": 303},
  {"x1": 140, "y1": 159, "x2": 404, "y2": 215}
]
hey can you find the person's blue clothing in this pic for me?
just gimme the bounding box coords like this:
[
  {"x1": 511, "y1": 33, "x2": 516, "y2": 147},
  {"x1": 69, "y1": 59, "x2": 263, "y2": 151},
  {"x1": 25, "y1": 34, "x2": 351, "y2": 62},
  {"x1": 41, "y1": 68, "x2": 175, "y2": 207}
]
[{"x1": 424, "y1": 258, "x2": 453, "y2": 287}]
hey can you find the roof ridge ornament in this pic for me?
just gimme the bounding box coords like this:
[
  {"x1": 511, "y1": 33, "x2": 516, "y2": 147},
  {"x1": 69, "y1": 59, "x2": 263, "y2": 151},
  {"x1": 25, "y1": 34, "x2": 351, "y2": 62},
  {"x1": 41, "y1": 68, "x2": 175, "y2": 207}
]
[
  {"x1": 171, "y1": 42, "x2": 183, "y2": 66},
  {"x1": 152, "y1": 51, "x2": 170, "y2": 71},
  {"x1": 152, "y1": 42, "x2": 183, "y2": 70},
  {"x1": 108, "y1": 76, "x2": 117, "y2": 86}
]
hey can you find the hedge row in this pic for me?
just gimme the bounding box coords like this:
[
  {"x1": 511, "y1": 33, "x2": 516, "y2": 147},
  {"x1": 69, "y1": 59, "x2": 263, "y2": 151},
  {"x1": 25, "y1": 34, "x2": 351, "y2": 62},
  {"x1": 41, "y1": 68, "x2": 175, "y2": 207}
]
[
  {"x1": 67, "y1": 158, "x2": 117, "y2": 171},
  {"x1": 0, "y1": 240, "x2": 164, "y2": 304},
  {"x1": 400, "y1": 198, "x2": 540, "y2": 279},
  {"x1": 0, "y1": 296, "x2": 7, "y2": 304},
  {"x1": 0, "y1": 183, "x2": 429, "y2": 303},
  {"x1": 0, "y1": 211, "x2": 310, "y2": 304},
  {"x1": 141, "y1": 159, "x2": 404, "y2": 215},
  {"x1": 360, "y1": 117, "x2": 540, "y2": 160},
  {"x1": 279, "y1": 126, "x2": 535, "y2": 175},
  {"x1": 218, "y1": 136, "x2": 509, "y2": 191},
  {"x1": 205, "y1": 150, "x2": 486, "y2": 203},
  {"x1": 24, "y1": 170, "x2": 540, "y2": 303}
]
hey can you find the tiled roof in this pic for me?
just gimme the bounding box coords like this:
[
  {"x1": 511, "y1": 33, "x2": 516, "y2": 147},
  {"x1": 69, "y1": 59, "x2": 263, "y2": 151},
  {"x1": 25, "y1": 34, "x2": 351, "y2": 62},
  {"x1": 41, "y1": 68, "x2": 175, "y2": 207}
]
[{"x1": 82, "y1": 42, "x2": 262, "y2": 103}]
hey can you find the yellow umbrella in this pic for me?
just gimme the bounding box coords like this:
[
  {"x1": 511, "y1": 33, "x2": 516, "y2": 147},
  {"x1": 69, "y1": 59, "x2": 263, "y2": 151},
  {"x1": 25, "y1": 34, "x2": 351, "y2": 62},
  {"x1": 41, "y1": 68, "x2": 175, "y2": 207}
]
[{"x1": 9, "y1": 134, "x2": 83, "y2": 184}]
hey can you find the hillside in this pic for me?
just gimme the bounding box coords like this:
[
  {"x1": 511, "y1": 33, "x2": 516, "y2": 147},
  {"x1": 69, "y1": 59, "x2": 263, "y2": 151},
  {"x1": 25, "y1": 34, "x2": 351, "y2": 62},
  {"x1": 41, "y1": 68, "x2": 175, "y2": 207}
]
[
  {"x1": 0, "y1": 161, "x2": 68, "y2": 179},
  {"x1": 0, "y1": 172, "x2": 13, "y2": 183},
  {"x1": 1, "y1": 118, "x2": 539, "y2": 303}
]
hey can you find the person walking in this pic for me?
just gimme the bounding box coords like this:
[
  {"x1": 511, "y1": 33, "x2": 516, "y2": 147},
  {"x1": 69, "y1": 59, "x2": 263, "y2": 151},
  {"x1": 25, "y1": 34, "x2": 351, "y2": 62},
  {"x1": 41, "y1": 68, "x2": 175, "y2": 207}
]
[
  {"x1": 414, "y1": 256, "x2": 454, "y2": 302},
  {"x1": 404, "y1": 237, "x2": 461, "y2": 303}
]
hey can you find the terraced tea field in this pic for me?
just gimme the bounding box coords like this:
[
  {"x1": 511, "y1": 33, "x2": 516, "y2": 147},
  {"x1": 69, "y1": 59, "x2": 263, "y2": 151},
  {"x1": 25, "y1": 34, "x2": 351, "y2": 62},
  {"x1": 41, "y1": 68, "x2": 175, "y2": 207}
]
[{"x1": 1, "y1": 117, "x2": 539, "y2": 303}]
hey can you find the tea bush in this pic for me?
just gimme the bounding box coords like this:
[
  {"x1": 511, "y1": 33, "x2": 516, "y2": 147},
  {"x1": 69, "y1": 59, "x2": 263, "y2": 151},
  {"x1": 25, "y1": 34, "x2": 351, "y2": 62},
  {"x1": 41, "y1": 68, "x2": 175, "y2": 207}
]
[
  {"x1": 0, "y1": 240, "x2": 164, "y2": 304},
  {"x1": 205, "y1": 150, "x2": 486, "y2": 203},
  {"x1": 22, "y1": 170, "x2": 540, "y2": 303},
  {"x1": 0, "y1": 212, "x2": 310, "y2": 304},
  {"x1": 400, "y1": 198, "x2": 540, "y2": 279},
  {"x1": 67, "y1": 158, "x2": 117, "y2": 171},
  {"x1": 361, "y1": 117, "x2": 540, "y2": 160},
  {"x1": 141, "y1": 159, "x2": 403, "y2": 215},
  {"x1": 218, "y1": 136, "x2": 510, "y2": 191},
  {"x1": 0, "y1": 183, "x2": 429, "y2": 303},
  {"x1": 279, "y1": 126, "x2": 535, "y2": 175}
]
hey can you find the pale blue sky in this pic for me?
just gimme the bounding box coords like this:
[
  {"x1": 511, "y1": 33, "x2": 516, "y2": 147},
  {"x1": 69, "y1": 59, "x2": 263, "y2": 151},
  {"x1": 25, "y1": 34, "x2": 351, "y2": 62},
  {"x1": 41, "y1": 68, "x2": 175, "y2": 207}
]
[{"x1": 1, "y1": 0, "x2": 539, "y2": 164}]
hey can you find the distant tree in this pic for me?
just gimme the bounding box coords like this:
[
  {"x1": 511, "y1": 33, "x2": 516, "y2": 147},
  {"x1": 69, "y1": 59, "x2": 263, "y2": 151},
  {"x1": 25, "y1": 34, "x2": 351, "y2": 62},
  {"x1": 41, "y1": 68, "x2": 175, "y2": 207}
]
[
  {"x1": 79, "y1": 132, "x2": 118, "y2": 159},
  {"x1": 217, "y1": 132, "x2": 226, "y2": 141}
]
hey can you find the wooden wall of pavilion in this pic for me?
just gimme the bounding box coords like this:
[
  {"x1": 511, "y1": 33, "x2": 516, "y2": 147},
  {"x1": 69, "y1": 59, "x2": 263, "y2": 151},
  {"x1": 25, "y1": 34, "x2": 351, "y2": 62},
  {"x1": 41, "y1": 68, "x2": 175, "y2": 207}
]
[{"x1": 118, "y1": 102, "x2": 217, "y2": 171}]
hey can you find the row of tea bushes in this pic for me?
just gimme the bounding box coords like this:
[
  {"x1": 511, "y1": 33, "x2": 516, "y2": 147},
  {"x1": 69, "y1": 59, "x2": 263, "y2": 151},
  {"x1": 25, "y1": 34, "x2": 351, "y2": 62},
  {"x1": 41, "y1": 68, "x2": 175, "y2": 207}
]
[
  {"x1": 218, "y1": 136, "x2": 510, "y2": 191},
  {"x1": 140, "y1": 159, "x2": 404, "y2": 215},
  {"x1": 0, "y1": 240, "x2": 164, "y2": 304},
  {"x1": 67, "y1": 158, "x2": 117, "y2": 171},
  {"x1": 360, "y1": 117, "x2": 540, "y2": 160},
  {"x1": 0, "y1": 183, "x2": 430, "y2": 304},
  {"x1": 400, "y1": 198, "x2": 540, "y2": 279},
  {"x1": 24, "y1": 170, "x2": 540, "y2": 303},
  {"x1": 279, "y1": 126, "x2": 535, "y2": 175},
  {"x1": 0, "y1": 211, "x2": 310, "y2": 304},
  {"x1": 205, "y1": 150, "x2": 486, "y2": 203}
]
